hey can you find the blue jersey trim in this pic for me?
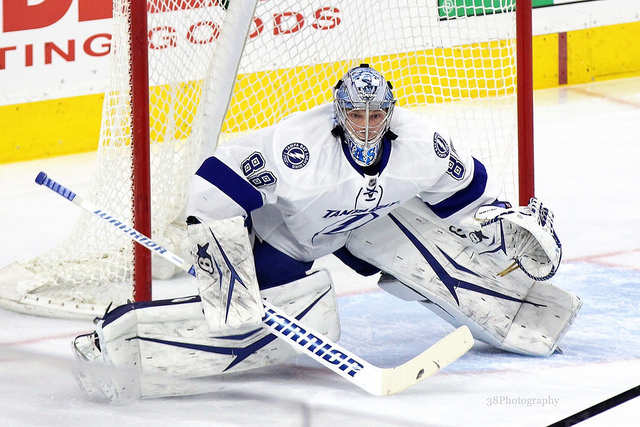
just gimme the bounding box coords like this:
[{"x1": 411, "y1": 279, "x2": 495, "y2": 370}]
[
  {"x1": 196, "y1": 157, "x2": 264, "y2": 213},
  {"x1": 428, "y1": 157, "x2": 488, "y2": 218}
]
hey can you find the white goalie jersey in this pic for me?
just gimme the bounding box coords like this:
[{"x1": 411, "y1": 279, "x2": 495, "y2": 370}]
[{"x1": 188, "y1": 103, "x2": 503, "y2": 262}]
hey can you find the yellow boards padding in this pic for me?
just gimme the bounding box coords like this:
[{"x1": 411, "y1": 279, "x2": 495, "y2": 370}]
[
  {"x1": 0, "y1": 94, "x2": 103, "y2": 163},
  {"x1": 2, "y1": 21, "x2": 639, "y2": 163}
]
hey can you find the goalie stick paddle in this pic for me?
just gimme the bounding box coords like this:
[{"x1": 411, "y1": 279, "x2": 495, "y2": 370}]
[{"x1": 35, "y1": 171, "x2": 474, "y2": 396}]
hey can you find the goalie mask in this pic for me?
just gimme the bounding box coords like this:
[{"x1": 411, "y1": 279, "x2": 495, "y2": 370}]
[{"x1": 334, "y1": 64, "x2": 396, "y2": 167}]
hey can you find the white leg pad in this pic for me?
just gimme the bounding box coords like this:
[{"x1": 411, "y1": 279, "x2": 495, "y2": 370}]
[
  {"x1": 72, "y1": 269, "x2": 339, "y2": 400},
  {"x1": 348, "y1": 197, "x2": 581, "y2": 357}
]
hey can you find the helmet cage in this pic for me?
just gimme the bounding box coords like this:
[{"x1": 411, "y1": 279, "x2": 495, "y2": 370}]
[{"x1": 334, "y1": 66, "x2": 395, "y2": 167}]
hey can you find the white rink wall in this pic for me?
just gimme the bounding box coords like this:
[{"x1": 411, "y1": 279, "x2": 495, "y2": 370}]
[{"x1": 0, "y1": 0, "x2": 639, "y2": 105}]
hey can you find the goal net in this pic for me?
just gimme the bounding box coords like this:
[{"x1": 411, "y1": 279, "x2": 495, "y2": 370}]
[{"x1": 0, "y1": 0, "x2": 525, "y2": 318}]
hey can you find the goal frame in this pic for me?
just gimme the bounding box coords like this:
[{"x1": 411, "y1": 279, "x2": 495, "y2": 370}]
[
  {"x1": 516, "y1": 0, "x2": 535, "y2": 206},
  {"x1": 128, "y1": 0, "x2": 536, "y2": 302},
  {"x1": 130, "y1": 0, "x2": 152, "y2": 302}
]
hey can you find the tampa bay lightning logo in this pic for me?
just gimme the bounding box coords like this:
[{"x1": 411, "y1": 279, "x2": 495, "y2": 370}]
[
  {"x1": 433, "y1": 132, "x2": 450, "y2": 158},
  {"x1": 282, "y1": 142, "x2": 310, "y2": 169},
  {"x1": 312, "y1": 212, "x2": 381, "y2": 243}
]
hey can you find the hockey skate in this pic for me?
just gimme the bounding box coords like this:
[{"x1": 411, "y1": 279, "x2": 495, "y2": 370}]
[
  {"x1": 71, "y1": 325, "x2": 141, "y2": 403},
  {"x1": 72, "y1": 332, "x2": 101, "y2": 362}
]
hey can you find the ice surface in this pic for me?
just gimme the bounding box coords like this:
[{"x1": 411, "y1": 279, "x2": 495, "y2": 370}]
[{"x1": 1, "y1": 78, "x2": 639, "y2": 426}]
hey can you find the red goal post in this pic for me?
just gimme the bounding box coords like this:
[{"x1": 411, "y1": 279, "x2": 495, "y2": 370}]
[
  {"x1": 130, "y1": 0, "x2": 152, "y2": 303},
  {"x1": 516, "y1": 0, "x2": 535, "y2": 205},
  {"x1": 0, "y1": 0, "x2": 533, "y2": 318}
]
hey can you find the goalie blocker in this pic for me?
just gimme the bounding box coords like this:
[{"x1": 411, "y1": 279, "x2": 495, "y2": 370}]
[
  {"x1": 186, "y1": 215, "x2": 264, "y2": 332},
  {"x1": 347, "y1": 197, "x2": 581, "y2": 357}
]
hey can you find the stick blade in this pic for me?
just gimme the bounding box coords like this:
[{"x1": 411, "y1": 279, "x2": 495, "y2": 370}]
[{"x1": 376, "y1": 325, "x2": 474, "y2": 396}]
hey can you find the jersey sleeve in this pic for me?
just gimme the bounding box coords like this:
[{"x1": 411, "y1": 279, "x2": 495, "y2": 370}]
[
  {"x1": 389, "y1": 107, "x2": 503, "y2": 224},
  {"x1": 413, "y1": 127, "x2": 504, "y2": 225},
  {"x1": 186, "y1": 127, "x2": 280, "y2": 223}
]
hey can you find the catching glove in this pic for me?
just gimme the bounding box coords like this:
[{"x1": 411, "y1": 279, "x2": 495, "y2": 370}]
[{"x1": 460, "y1": 198, "x2": 562, "y2": 281}]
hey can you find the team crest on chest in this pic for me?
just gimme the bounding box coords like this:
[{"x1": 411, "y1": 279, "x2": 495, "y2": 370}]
[
  {"x1": 433, "y1": 132, "x2": 450, "y2": 158},
  {"x1": 282, "y1": 142, "x2": 310, "y2": 169}
]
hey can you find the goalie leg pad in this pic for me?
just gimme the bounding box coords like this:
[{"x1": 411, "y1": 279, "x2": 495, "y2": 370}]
[
  {"x1": 379, "y1": 275, "x2": 581, "y2": 356},
  {"x1": 502, "y1": 280, "x2": 581, "y2": 356},
  {"x1": 72, "y1": 331, "x2": 141, "y2": 403},
  {"x1": 72, "y1": 269, "x2": 339, "y2": 400},
  {"x1": 347, "y1": 197, "x2": 580, "y2": 357},
  {"x1": 188, "y1": 216, "x2": 264, "y2": 332}
]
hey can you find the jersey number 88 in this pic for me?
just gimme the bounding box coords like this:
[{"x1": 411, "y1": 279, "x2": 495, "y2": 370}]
[{"x1": 242, "y1": 152, "x2": 277, "y2": 188}]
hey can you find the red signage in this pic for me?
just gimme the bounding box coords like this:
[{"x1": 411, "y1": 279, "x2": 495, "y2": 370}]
[
  {"x1": 3, "y1": 0, "x2": 112, "y2": 33},
  {"x1": 0, "y1": 0, "x2": 341, "y2": 95}
]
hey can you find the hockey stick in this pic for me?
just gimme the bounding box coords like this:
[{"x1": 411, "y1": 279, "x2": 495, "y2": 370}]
[{"x1": 35, "y1": 171, "x2": 473, "y2": 396}]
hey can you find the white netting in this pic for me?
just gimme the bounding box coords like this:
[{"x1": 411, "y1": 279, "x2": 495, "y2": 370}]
[
  {"x1": 0, "y1": 0, "x2": 519, "y2": 318},
  {"x1": 215, "y1": 0, "x2": 518, "y2": 195}
]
